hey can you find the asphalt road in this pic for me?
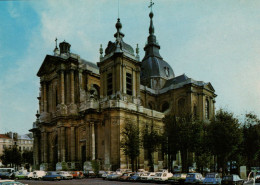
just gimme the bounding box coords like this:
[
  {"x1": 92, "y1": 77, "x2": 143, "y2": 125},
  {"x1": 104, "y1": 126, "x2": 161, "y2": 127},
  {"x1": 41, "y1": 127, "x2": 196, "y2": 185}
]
[
  {"x1": 19, "y1": 178, "x2": 162, "y2": 185},
  {"x1": 18, "y1": 179, "x2": 260, "y2": 185}
]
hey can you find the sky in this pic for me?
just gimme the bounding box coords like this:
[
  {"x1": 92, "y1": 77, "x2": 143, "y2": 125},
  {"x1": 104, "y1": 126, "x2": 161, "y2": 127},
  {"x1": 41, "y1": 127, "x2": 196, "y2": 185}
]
[{"x1": 0, "y1": 0, "x2": 260, "y2": 134}]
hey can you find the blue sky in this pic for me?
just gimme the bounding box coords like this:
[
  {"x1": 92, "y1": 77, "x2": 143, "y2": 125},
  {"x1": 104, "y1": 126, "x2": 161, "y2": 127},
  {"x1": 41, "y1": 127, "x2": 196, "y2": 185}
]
[{"x1": 0, "y1": 0, "x2": 260, "y2": 134}]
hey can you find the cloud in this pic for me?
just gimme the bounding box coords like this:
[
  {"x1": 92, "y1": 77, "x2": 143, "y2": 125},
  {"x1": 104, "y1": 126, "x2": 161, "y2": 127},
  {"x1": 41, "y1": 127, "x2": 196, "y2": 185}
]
[{"x1": 7, "y1": 2, "x2": 20, "y2": 18}]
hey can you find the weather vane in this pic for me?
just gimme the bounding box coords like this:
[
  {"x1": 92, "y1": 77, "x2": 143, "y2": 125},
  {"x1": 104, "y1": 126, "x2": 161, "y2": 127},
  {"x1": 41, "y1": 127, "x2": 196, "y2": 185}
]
[{"x1": 148, "y1": 0, "x2": 154, "y2": 12}]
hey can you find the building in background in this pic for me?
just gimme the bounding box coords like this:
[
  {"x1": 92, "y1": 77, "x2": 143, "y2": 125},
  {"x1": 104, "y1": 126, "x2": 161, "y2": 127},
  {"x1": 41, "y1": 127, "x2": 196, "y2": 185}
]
[
  {"x1": 0, "y1": 132, "x2": 33, "y2": 167},
  {"x1": 30, "y1": 6, "x2": 216, "y2": 171}
]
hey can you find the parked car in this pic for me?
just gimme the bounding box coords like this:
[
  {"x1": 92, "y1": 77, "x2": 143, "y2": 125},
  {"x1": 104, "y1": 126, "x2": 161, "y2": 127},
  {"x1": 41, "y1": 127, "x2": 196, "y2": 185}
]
[
  {"x1": 153, "y1": 171, "x2": 173, "y2": 183},
  {"x1": 32, "y1": 170, "x2": 46, "y2": 180},
  {"x1": 140, "y1": 172, "x2": 156, "y2": 182},
  {"x1": 168, "y1": 173, "x2": 187, "y2": 185},
  {"x1": 14, "y1": 172, "x2": 28, "y2": 180},
  {"x1": 98, "y1": 171, "x2": 106, "y2": 178},
  {"x1": 0, "y1": 180, "x2": 26, "y2": 185},
  {"x1": 70, "y1": 171, "x2": 84, "y2": 179},
  {"x1": 0, "y1": 172, "x2": 15, "y2": 179},
  {"x1": 185, "y1": 173, "x2": 204, "y2": 184},
  {"x1": 203, "y1": 173, "x2": 221, "y2": 185},
  {"x1": 57, "y1": 171, "x2": 73, "y2": 180},
  {"x1": 119, "y1": 172, "x2": 133, "y2": 181},
  {"x1": 26, "y1": 172, "x2": 34, "y2": 180},
  {"x1": 42, "y1": 171, "x2": 62, "y2": 181},
  {"x1": 221, "y1": 175, "x2": 243, "y2": 185},
  {"x1": 102, "y1": 171, "x2": 113, "y2": 179},
  {"x1": 106, "y1": 172, "x2": 122, "y2": 180},
  {"x1": 128, "y1": 172, "x2": 143, "y2": 181}
]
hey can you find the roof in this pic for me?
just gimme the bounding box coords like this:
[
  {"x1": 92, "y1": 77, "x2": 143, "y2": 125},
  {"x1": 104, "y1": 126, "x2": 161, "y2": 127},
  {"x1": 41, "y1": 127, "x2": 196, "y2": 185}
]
[
  {"x1": 140, "y1": 74, "x2": 216, "y2": 95},
  {"x1": 0, "y1": 134, "x2": 11, "y2": 139},
  {"x1": 141, "y1": 10, "x2": 175, "y2": 85},
  {"x1": 18, "y1": 134, "x2": 33, "y2": 140},
  {"x1": 163, "y1": 74, "x2": 189, "y2": 88}
]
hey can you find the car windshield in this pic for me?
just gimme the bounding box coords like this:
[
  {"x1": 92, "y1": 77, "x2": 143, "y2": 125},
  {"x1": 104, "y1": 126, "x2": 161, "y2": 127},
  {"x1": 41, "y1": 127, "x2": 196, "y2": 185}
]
[
  {"x1": 187, "y1": 174, "x2": 195, "y2": 178},
  {"x1": 47, "y1": 172, "x2": 57, "y2": 175}
]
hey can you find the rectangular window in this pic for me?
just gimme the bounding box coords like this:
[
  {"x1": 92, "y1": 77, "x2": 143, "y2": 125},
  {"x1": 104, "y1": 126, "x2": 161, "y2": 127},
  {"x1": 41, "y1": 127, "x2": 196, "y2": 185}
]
[
  {"x1": 107, "y1": 73, "x2": 113, "y2": 96},
  {"x1": 126, "y1": 73, "x2": 132, "y2": 95}
]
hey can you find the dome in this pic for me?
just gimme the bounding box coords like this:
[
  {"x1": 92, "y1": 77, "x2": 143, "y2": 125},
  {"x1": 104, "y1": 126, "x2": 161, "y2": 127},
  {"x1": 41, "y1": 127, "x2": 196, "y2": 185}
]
[{"x1": 141, "y1": 57, "x2": 174, "y2": 80}]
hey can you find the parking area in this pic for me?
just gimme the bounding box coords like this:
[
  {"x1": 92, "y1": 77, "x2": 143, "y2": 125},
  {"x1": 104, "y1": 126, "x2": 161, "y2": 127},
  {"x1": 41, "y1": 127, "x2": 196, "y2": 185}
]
[{"x1": 19, "y1": 178, "x2": 163, "y2": 185}]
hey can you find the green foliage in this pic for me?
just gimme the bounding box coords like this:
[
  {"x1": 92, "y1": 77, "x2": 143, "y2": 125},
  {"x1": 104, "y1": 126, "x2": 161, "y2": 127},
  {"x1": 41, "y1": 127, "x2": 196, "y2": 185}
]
[
  {"x1": 91, "y1": 160, "x2": 100, "y2": 177},
  {"x1": 0, "y1": 146, "x2": 22, "y2": 168},
  {"x1": 142, "y1": 123, "x2": 161, "y2": 171},
  {"x1": 163, "y1": 115, "x2": 204, "y2": 173},
  {"x1": 22, "y1": 150, "x2": 33, "y2": 165},
  {"x1": 242, "y1": 113, "x2": 260, "y2": 170},
  {"x1": 121, "y1": 121, "x2": 140, "y2": 172},
  {"x1": 208, "y1": 109, "x2": 243, "y2": 175}
]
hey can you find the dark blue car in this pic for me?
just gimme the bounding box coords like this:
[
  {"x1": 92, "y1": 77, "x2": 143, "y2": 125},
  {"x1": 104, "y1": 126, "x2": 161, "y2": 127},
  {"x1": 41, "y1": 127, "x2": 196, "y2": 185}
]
[
  {"x1": 42, "y1": 172, "x2": 62, "y2": 181},
  {"x1": 129, "y1": 173, "x2": 142, "y2": 181}
]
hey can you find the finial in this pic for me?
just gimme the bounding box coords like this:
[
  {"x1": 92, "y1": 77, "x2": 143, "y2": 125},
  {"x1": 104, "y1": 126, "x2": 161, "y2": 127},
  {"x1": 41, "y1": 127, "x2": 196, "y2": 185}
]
[
  {"x1": 99, "y1": 44, "x2": 103, "y2": 59},
  {"x1": 136, "y1": 44, "x2": 140, "y2": 61},
  {"x1": 148, "y1": 0, "x2": 155, "y2": 35},
  {"x1": 55, "y1": 38, "x2": 58, "y2": 49},
  {"x1": 148, "y1": 0, "x2": 154, "y2": 12},
  {"x1": 53, "y1": 37, "x2": 59, "y2": 55}
]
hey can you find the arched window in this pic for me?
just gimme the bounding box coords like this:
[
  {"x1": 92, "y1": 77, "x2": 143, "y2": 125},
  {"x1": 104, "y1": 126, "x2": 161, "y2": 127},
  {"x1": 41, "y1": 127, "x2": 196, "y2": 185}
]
[
  {"x1": 161, "y1": 102, "x2": 170, "y2": 112},
  {"x1": 205, "y1": 99, "x2": 209, "y2": 119},
  {"x1": 178, "y1": 98, "x2": 185, "y2": 115}
]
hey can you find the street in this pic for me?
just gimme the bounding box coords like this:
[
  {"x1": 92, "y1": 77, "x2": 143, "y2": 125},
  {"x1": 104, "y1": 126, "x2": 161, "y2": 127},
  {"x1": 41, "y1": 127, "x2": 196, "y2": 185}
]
[
  {"x1": 19, "y1": 178, "x2": 162, "y2": 185},
  {"x1": 18, "y1": 179, "x2": 260, "y2": 185}
]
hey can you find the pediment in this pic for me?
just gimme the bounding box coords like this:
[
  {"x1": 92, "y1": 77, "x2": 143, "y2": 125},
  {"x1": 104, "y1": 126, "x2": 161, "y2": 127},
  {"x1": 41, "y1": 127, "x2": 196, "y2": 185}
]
[
  {"x1": 204, "y1": 82, "x2": 215, "y2": 92},
  {"x1": 37, "y1": 55, "x2": 59, "y2": 77}
]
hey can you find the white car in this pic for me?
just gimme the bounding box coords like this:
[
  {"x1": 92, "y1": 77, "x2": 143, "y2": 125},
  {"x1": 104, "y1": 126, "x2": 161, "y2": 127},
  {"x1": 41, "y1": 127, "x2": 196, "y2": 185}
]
[
  {"x1": 32, "y1": 170, "x2": 46, "y2": 180},
  {"x1": 57, "y1": 171, "x2": 73, "y2": 180},
  {"x1": 140, "y1": 172, "x2": 156, "y2": 182},
  {"x1": 153, "y1": 172, "x2": 173, "y2": 182},
  {"x1": 26, "y1": 172, "x2": 34, "y2": 180}
]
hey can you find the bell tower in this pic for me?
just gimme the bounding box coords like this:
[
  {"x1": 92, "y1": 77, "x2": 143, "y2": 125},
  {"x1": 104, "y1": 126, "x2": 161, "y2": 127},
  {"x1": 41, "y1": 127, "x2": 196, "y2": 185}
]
[{"x1": 98, "y1": 18, "x2": 141, "y2": 104}]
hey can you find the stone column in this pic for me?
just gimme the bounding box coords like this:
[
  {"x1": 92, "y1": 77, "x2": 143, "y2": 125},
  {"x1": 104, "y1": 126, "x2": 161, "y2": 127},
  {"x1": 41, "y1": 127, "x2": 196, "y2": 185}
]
[
  {"x1": 91, "y1": 123, "x2": 95, "y2": 160},
  {"x1": 44, "y1": 132, "x2": 48, "y2": 163},
  {"x1": 57, "y1": 127, "x2": 61, "y2": 162},
  {"x1": 33, "y1": 132, "x2": 39, "y2": 168},
  {"x1": 70, "y1": 126, "x2": 75, "y2": 161},
  {"x1": 60, "y1": 70, "x2": 65, "y2": 104},
  {"x1": 61, "y1": 127, "x2": 66, "y2": 162},
  {"x1": 43, "y1": 82, "x2": 47, "y2": 112},
  {"x1": 40, "y1": 85, "x2": 44, "y2": 113},
  {"x1": 41, "y1": 132, "x2": 44, "y2": 163},
  {"x1": 69, "y1": 69, "x2": 77, "y2": 114}
]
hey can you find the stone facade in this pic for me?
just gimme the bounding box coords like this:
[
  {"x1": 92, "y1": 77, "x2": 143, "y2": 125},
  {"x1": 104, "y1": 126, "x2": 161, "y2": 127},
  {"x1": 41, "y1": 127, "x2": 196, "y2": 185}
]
[{"x1": 30, "y1": 10, "x2": 216, "y2": 171}]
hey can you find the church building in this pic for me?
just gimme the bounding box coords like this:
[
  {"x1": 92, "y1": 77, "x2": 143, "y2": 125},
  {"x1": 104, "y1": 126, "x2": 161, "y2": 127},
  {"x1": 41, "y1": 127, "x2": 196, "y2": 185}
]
[{"x1": 30, "y1": 5, "x2": 216, "y2": 171}]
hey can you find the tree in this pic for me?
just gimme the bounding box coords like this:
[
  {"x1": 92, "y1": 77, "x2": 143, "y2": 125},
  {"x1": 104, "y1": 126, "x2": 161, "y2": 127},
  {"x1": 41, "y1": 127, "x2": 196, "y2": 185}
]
[
  {"x1": 242, "y1": 113, "x2": 260, "y2": 171},
  {"x1": 208, "y1": 109, "x2": 242, "y2": 176},
  {"x1": 142, "y1": 124, "x2": 161, "y2": 172},
  {"x1": 0, "y1": 146, "x2": 22, "y2": 170},
  {"x1": 163, "y1": 114, "x2": 203, "y2": 173},
  {"x1": 22, "y1": 150, "x2": 33, "y2": 170},
  {"x1": 121, "y1": 121, "x2": 140, "y2": 172}
]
